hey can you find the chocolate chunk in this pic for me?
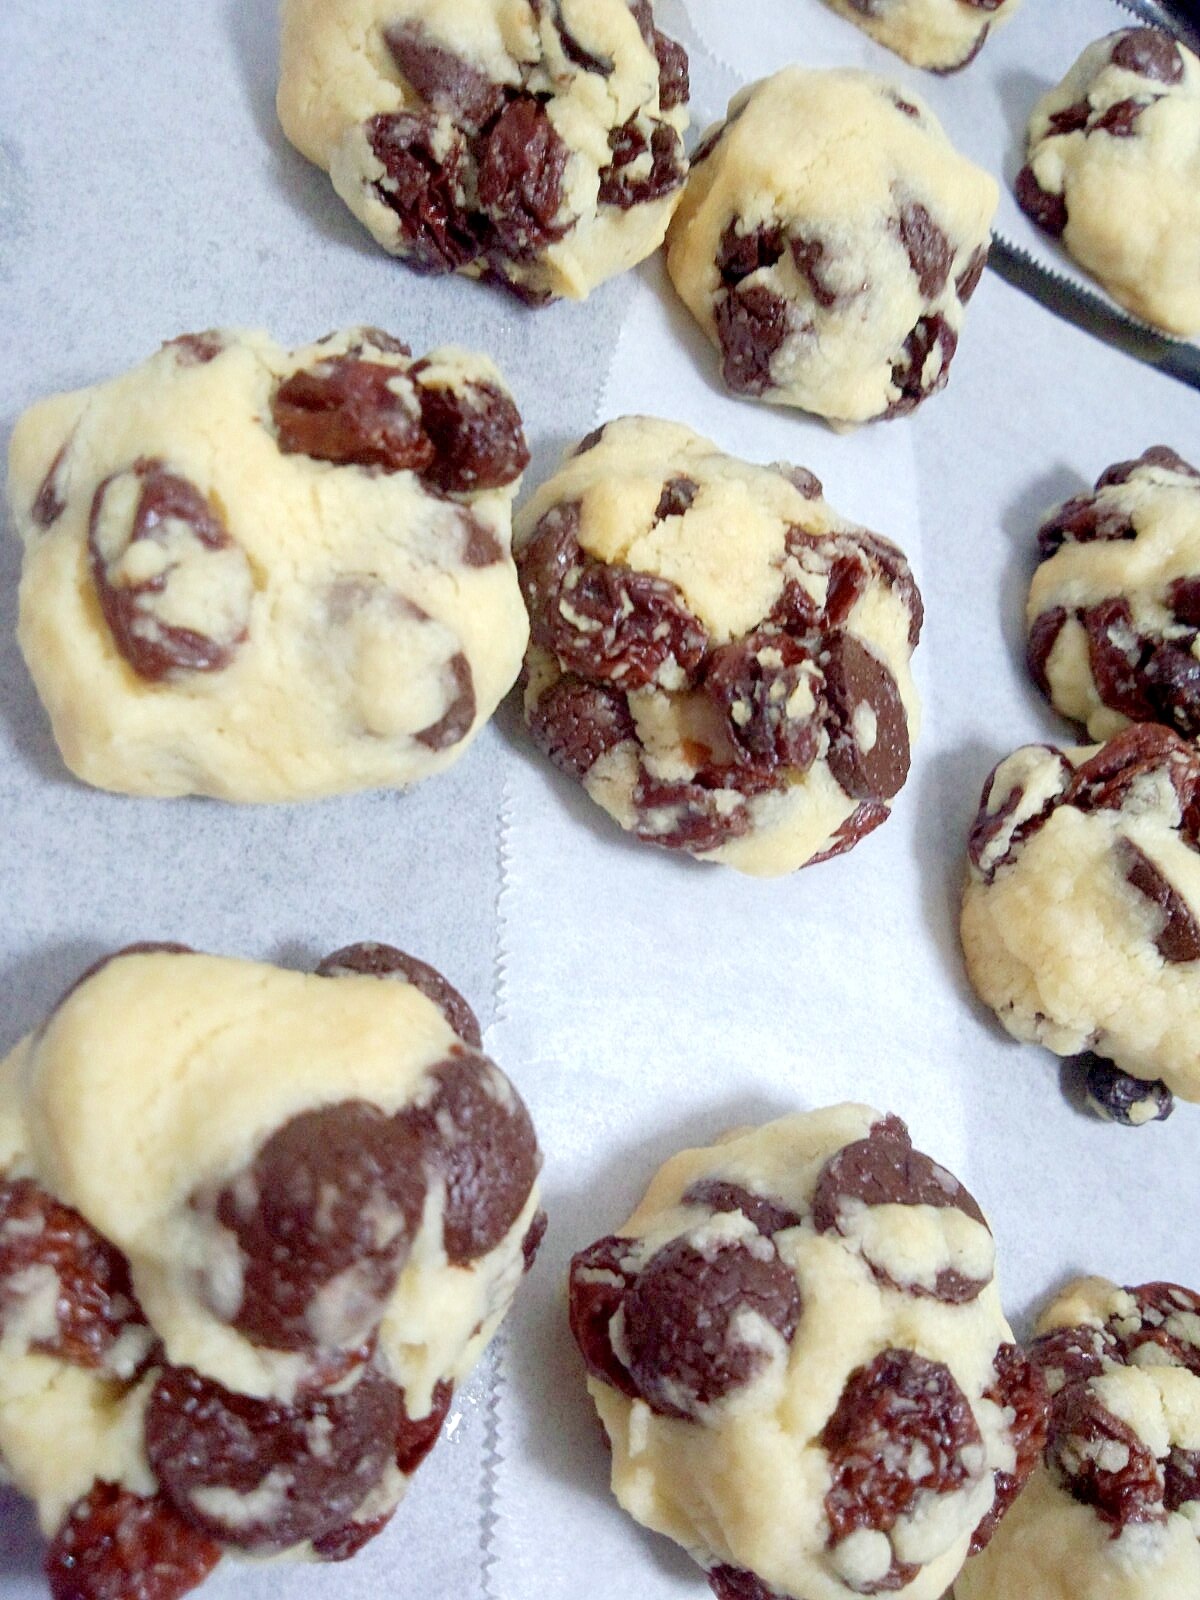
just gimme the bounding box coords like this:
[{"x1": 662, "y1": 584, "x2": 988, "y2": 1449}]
[
  {"x1": 682, "y1": 1180, "x2": 803, "y2": 1237},
  {"x1": 717, "y1": 221, "x2": 784, "y2": 286},
  {"x1": 715, "y1": 285, "x2": 792, "y2": 396},
  {"x1": 777, "y1": 464, "x2": 822, "y2": 501},
  {"x1": 653, "y1": 28, "x2": 689, "y2": 110},
  {"x1": 568, "y1": 1235, "x2": 639, "y2": 1396},
  {"x1": 315, "y1": 942, "x2": 482, "y2": 1048},
  {"x1": 1015, "y1": 164, "x2": 1068, "y2": 237},
  {"x1": 790, "y1": 236, "x2": 841, "y2": 309},
  {"x1": 410, "y1": 374, "x2": 529, "y2": 493},
  {"x1": 1065, "y1": 723, "x2": 1200, "y2": 815},
  {"x1": 599, "y1": 121, "x2": 685, "y2": 208},
  {"x1": 527, "y1": 673, "x2": 635, "y2": 779},
  {"x1": 704, "y1": 631, "x2": 822, "y2": 778},
  {"x1": 1027, "y1": 605, "x2": 1068, "y2": 697},
  {"x1": 45, "y1": 1484, "x2": 221, "y2": 1600},
  {"x1": 1168, "y1": 575, "x2": 1200, "y2": 629},
  {"x1": 969, "y1": 1345, "x2": 1049, "y2": 1554},
  {"x1": 1037, "y1": 495, "x2": 1136, "y2": 557},
  {"x1": 956, "y1": 244, "x2": 989, "y2": 303},
  {"x1": 889, "y1": 313, "x2": 957, "y2": 415},
  {"x1": 896, "y1": 202, "x2": 953, "y2": 298},
  {"x1": 406, "y1": 1053, "x2": 540, "y2": 1264},
  {"x1": 551, "y1": 1, "x2": 612, "y2": 73},
  {"x1": 1111, "y1": 27, "x2": 1183, "y2": 84},
  {"x1": 1165, "y1": 1449, "x2": 1200, "y2": 1513},
  {"x1": 415, "y1": 650, "x2": 476, "y2": 751},
  {"x1": 384, "y1": 23, "x2": 505, "y2": 131},
  {"x1": 272, "y1": 357, "x2": 435, "y2": 473},
  {"x1": 1120, "y1": 837, "x2": 1200, "y2": 963},
  {"x1": 1082, "y1": 1055, "x2": 1174, "y2": 1125},
  {"x1": 369, "y1": 113, "x2": 480, "y2": 274},
  {"x1": 1047, "y1": 1382, "x2": 1166, "y2": 1529},
  {"x1": 621, "y1": 1234, "x2": 801, "y2": 1419},
  {"x1": 631, "y1": 771, "x2": 752, "y2": 853},
  {"x1": 312, "y1": 1513, "x2": 394, "y2": 1564},
  {"x1": 211, "y1": 1100, "x2": 426, "y2": 1353},
  {"x1": 477, "y1": 99, "x2": 570, "y2": 260},
  {"x1": 459, "y1": 509, "x2": 504, "y2": 567},
  {"x1": 146, "y1": 1364, "x2": 402, "y2": 1551},
  {"x1": 1082, "y1": 597, "x2": 1156, "y2": 723},
  {"x1": 823, "y1": 637, "x2": 910, "y2": 802}
]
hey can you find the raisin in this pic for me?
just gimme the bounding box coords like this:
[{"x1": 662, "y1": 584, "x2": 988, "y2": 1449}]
[
  {"x1": 88, "y1": 460, "x2": 252, "y2": 682},
  {"x1": 1122, "y1": 1282, "x2": 1200, "y2": 1374},
  {"x1": 521, "y1": 1208, "x2": 548, "y2": 1271},
  {"x1": 822, "y1": 1350, "x2": 982, "y2": 1558},
  {"x1": 1093, "y1": 98, "x2": 1145, "y2": 138},
  {"x1": 707, "y1": 1567, "x2": 785, "y2": 1600},
  {"x1": 621, "y1": 1234, "x2": 801, "y2": 1419},
  {"x1": 895, "y1": 202, "x2": 953, "y2": 298},
  {"x1": 1030, "y1": 1317, "x2": 1121, "y2": 1392},
  {"x1": 410, "y1": 372, "x2": 529, "y2": 493},
  {"x1": 477, "y1": 98, "x2": 570, "y2": 260},
  {"x1": 1015, "y1": 164, "x2": 1067, "y2": 237},
  {"x1": 703, "y1": 631, "x2": 822, "y2": 778},
  {"x1": 1119, "y1": 838, "x2": 1200, "y2": 963},
  {"x1": 654, "y1": 476, "x2": 698, "y2": 521},
  {"x1": 1048, "y1": 101, "x2": 1092, "y2": 136},
  {"x1": 813, "y1": 1114, "x2": 991, "y2": 1303},
  {"x1": 1165, "y1": 1449, "x2": 1200, "y2": 1512},
  {"x1": 396, "y1": 1377, "x2": 454, "y2": 1473},
  {"x1": 1028, "y1": 606, "x2": 1068, "y2": 697},
  {"x1": 272, "y1": 356, "x2": 434, "y2": 473},
  {"x1": 1111, "y1": 27, "x2": 1182, "y2": 83},
  {"x1": 146, "y1": 1363, "x2": 401, "y2": 1550},
  {"x1": 404, "y1": 1052, "x2": 540, "y2": 1264},
  {"x1": 717, "y1": 222, "x2": 784, "y2": 286},
  {"x1": 316, "y1": 941, "x2": 482, "y2": 1047},
  {"x1": 1065, "y1": 723, "x2": 1200, "y2": 815},
  {"x1": 32, "y1": 442, "x2": 70, "y2": 527},
  {"x1": 776, "y1": 464, "x2": 822, "y2": 500},
  {"x1": 631, "y1": 771, "x2": 751, "y2": 853},
  {"x1": 805, "y1": 800, "x2": 890, "y2": 866},
  {"x1": 599, "y1": 121, "x2": 685, "y2": 207},
  {"x1": 527, "y1": 673, "x2": 635, "y2": 779},
  {"x1": 164, "y1": 332, "x2": 225, "y2": 366},
  {"x1": 790, "y1": 236, "x2": 841, "y2": 309},
  {"x1": 715, "y1": 285, "x2": 792, "y2": 396},
  {"x1": 311, "y1": 1512, "x2": 393, "y2": 1563},
  {"x1": 969, "y1": 1345, "x2": 1049, "y2": 1554},
  {"x1": 1046, "y1": 1382, "x2": 1165, "y2": 1529},
  {"x1": 1082, "y1": 597, "x2": 1156, "y2": 722},
  {"x1": 956, "y1": 244, "x2": 989, "y2": 303},
  {"x1": 568, "y1": 1235, "x2": 639, "y2": 1396},
  {"x1": 652, "y1": 29, "x2": 689, "y2": 110},
  {"x1": 210, "y1": 1101, "x2": 427, "y2": 1352},
  {"x1": 1142, "y1": 642, "x2": 1200, "y2": 740},
  {"x1": 1168, "y1": 574, "x2": 1200, "y2": 628},
  {"x1": 690, "y1": 119, "x2": 727, "y2": 166},
  {"x1": 518, "y1": 502, "x2": 708, "y2": 690},
  {"x1": 0, "y1": 1179, "x2": 146, "y2": 1369},
  {"x1": 823, "y1": 637, "x2": 910, "y2": 802},
  {"x1": 682, "y1": 1180, "x2": 803, "y2": 1237},
  {"x1": 888, "y1": 314, "x2": 957, "y2": 415},
  {"x1": 1083, "y1": 1055, "x2": 1174, "y2": 1125},
  {"x1": 853, "y1": 530, "x2": 924, "y2": 646},
  {"x1": 45, "y1": 1484, "x2": 221, "y2": 1600},
  {"x1": 368, "y1": 112, "x2": 480, "y2": 274},
  {"x1": 384, "y1": 22, "x2": 505, "y2": 130}
]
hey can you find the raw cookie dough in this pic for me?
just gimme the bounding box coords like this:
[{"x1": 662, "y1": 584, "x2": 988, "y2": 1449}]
[
  {"x1": 820, "y1": 0, "x2": 1022, "y2": 74},
  {"x1": 7, "y1": 327, "x2": 530, "y2": 800},
  {"x1": 961, "y1": 724, "x2": 1200, "y2": 1107},
  {"x1": 277, "y1": 0, "x2": 689, "y2": 304},
  {"x1": 0, "y1": 943, "x2": 544, "y2": 1599},
  {"x1": 1028, "y1": 446, "x2": 1200, "y2": 743},
  {"x1": 568, "y1": 1106, "x2": 1047, "y2": 1600},
  {"x1": 1015, "y1": 28, "x2": 1200, "y2": 336},
  {"x1": 514, "y1": 417, "x2": 924, "y2": 876},
  {"x1": 665, "y1": 68, "x2": 997, "y2": 424},
  {"x1": 956, "y1": 1275, "x2": 1200, "y2": 1600}
]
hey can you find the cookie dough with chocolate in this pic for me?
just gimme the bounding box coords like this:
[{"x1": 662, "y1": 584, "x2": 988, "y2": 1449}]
[
  {"x1": 515, "y1": 417, "x2": 923, "y2": 875},
  {"x1": 820, "y1": 0, "x2": 1022, "y2": 73},
  {"x1": 665, "y1": 68, "x2": 997, "y2": 423},
  {"x1": 962, "y1": 725, "x2": 1200, "y2": 1108},
  {"x1": 956, "y1": 1275, "x2": 1200, "y2": 1600},
  {"x1": 7, "y1": 327, "x2": 530, "y2": 800},
  {"x1": 1028, "y1": 447, "x2": 1200, "y2": 743},
  {"x1": 569, "y1": 1106, "x2": 1046, "y2": 1600},
  {"x1": 0, "y1": 943, "x2": 544, "y2": 1598},
  {"x1": 277, "y1": 0, "x2": 690, "y2": 304},
  {"x1": 1016, "y1": 28, "x2": 1200, "y2": 336}
]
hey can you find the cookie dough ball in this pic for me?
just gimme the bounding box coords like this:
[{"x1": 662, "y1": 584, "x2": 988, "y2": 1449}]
[
  {"x1": 1028, "y1": 447, "x2": 1200, "y2": 743},
  {"x1": 956, "y1": 1275, "x2": 1200, "y2": 1600},
  {"x1": 0, "y1": 943, "x2": 544, "y2": 1594},
  {"x1": 568, "y1": 1106, "x2": 1047, "y2": 1600},
  {"x1": 962, "y1": 724, "x2": 1200, "y2": 1107},
  {"x1": 1015, "y1": 29, "x2": 1200, "y2": 336},
  {"x1": 820, "y1": 0, "x2": 1022, "y2": 74},
  {"x1": 665, "y1": 69, "x2": 998, "y2": 424},
  {"x1": 7, "y1": 327, "x2": 530, "y2": 800},
  {"x1": 514, "y1": 418, "x2": 923, "y2": 876},
  {"x1": 277, "y1": 0, "x2": 689, "y2": 304}
]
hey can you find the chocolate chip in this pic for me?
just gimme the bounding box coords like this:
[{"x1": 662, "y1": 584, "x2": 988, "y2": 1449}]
[
  {"x1": 415, "y1": 650, "x2": 476, "y2": 751},
  {"x1": 1111, "y1": 27, "x2": 1182, "y2": 84},
  {"x1": 969, "y1": 1345, "x2": 1049, "y2": 1554},
  {"x1": 211, "y1": 1100, "x2": 426, "y2": 1353},
  {"x1": 1082, "y1": 1054, "x2": 1174, "y2": 1125},
  {"x1": 599, "y1": 121, "x2": 685, "y2": 208},
  {"x1": 805, "y1": 800, "x2": 890, "y2": 866},
  {"x1": 527, "y1": 673, "x2": 635, "y2": 779},
  {"x1": 146, "y1": 1364, "x2": 402, "y2": 1551},
  {"x1": 1047, "y1": 1382, "x2": 1166, "y2": 1529},
  {"x1": 406, "y1": 1053, "x2": 540, "y2": 1264},
  {"x1": 88, "y1": 460, "x2": 252, "y2": 682},
  {"x1": 631, "y1": 771, "x2": 752, "y2": 853},
  {"x1": 715, "y1": 285, "x2": 792, "y2": 396},
  {"x1": 1015, "y1": 164, "x2": 1067, "y2": 237},
  {"x1": 568, "y1": 1235, "x2": 640, "y2": 1397},
  {"x1": 823, "y1": 637, "x2": 910, "y2": 802},
  {"x1": 551, "y1": 1, "x2": 612, "y2": 73},
  {"x1": 704, "y1": 631, "x2": 822, "y2": 778},
  {"x1": 46, "y1": 1484, "x2": 221, "y2": 1600},
  {"x1": 682, "y1": 1180, "x2": 803, "y2": 1237},
  {"x1": 889, "y1": 314, "x2": 957, "y2": 415},
  {"x1": 717, "y1": 221, "x2": 784, "y2": 286},
  {"x1": 384, "y1": 23, "x2": 505, "y2": 131},
  {"x1": 477, "y1": 98, "x2": 570, "y2": 260},
  {"x1": 790, "y1": 235, "x2": 841, "y2": 309},
  {"x1": 1027, "y1": 606, "x2": 1068, "y2": 697},
  {"x1": 272, "y1": 357, "x2": 435, "y2": 473},
  {"x1": 956, "y1": 244, "x2": 989, "y2": 303},
  {"x1": 652, "y1": 28, "x2": 689, "y2": 110},
  {"x1": 1037, "y1": 495, "x2": 1136, "y2": 557},
  {"x1": 1082, "y1": 597, "x2": 1156, "y2": 723},
  {"x1": 1065, "y1": 723, "x2": 1200, "y2": 816},
  {"x1": 621, "y1": 1234, "x2": 801, "y2": 1419},
  {"x1": 1165, "y1": 1449, "x2": 1200, "y2": 1513},
  {"x1": 1168, "y1": 575, "x2": 1200, "y2": 628},
  {"x1": 410, "y1": 373, "x2": 529, "y2": 493},
  {"x1": 369, "y1": 112, "x2": 480, "y2": 274},
  {"x1": 1121, "y1": 836, "x2": 1200, "y2": 964},
  {"x1": 896, "y1": 202, "x2": 953, "y2": 298},
  {"x1": 315, "y1": 942, "x2": 482, "y2": 1048}
]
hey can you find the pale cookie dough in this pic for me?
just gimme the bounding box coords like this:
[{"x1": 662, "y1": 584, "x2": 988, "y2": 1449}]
[
  {"x1": 1016, "y1": 28, "x2": 1200, "y2": 336},
  {"x1": 514, "y1": 417, "x2": 923, "y2": 876},
  {"x1": 277, "y1": 0, "x2": 689, "y2": 304},
  {"x1": 1028, "y1": 447, "x2": 1200, "y2": 744},
  {"x1": 665, "y1": 68, "x2": 997, "y2": 424},
  {"x1": 568, "y1": 1106, "x2": 1047, "y2": 1600},
  {"x1": 820, "y1": 0, "x2": 1021, "y2": 73},
  {"x1": 0, "y1": 943, "x2": 544, "y2": 1597},
  {"x1": 962, "y1": 724, "x2": 1200, "y2": 1108},
  {"x1": 956, "y1": 1275, "x2": 1200, "y2": 1600},
  {"x1": 7, "y1": 327, "x2": 530, "y2": 800}
]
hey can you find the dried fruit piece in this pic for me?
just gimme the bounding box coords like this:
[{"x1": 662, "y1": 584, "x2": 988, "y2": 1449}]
[
  {"x1": 969, "y1": 1344, "x2": 1049, "y2": 1553},
  {"x1": 715, "y1": 285, "x2": 792, "y2": 396},
  {"x1": 1046, "y1": 1382, "x2": 1165, "y2": 1529},
  {"x1": 368, "y1": 113, "x2": 480, "y2": 274},
  {"x1": 1082, "y1": 1055, "x2": 1175, "y2": 1125},
  {"x1": 45, "y1": 1483, "x2": 221, "y2": 1600},
  {"x1": 272, "y1": 356, "x2": 433, "y2": 473},
  {"x1": 411, "y1": 372, "x2": 529, "y2": 493},
  {"x1": 477, "y1": 99, "x2": 571, "y2": 260}
]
